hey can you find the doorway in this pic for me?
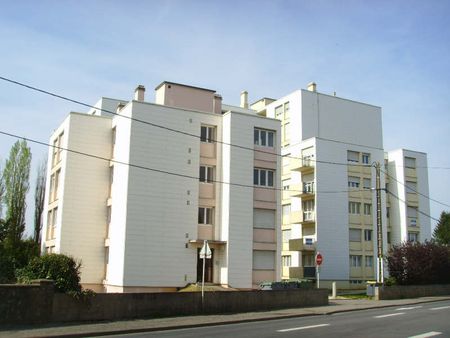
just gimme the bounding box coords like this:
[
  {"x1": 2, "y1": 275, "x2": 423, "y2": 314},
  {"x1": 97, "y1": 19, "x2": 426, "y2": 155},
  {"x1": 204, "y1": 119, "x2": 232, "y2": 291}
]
[{"x1": 197, "y1": 248, "x2": 214, "y2": 283}]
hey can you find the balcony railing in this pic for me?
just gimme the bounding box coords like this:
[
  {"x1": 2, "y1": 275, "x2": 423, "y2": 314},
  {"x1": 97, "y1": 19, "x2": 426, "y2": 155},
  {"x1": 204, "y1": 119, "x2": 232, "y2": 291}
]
[
  {"x1": 289, "y1": 266, "x2": 316, "y2": 279},
  {"x1": 303, "y1": 181, "x2": 315, "y2": 194},
  {"x1": 289, "y1": 238, "x2": 316, "y2": 251},
  {"x1": 303, "y1": 211, "x2": 315, "y2": 222},
  {"x1": 290, "y1": 156, "x2": 315, "y2": 172}
]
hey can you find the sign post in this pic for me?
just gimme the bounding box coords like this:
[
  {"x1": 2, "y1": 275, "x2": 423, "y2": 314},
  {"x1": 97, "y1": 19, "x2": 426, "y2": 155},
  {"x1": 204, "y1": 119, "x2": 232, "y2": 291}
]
[
  {"x1": 315, "y1": 252, "x2": 323, "y2": 289},
  {"x1": 199, "y1": 240, "x2": 212, "y2": 302}
]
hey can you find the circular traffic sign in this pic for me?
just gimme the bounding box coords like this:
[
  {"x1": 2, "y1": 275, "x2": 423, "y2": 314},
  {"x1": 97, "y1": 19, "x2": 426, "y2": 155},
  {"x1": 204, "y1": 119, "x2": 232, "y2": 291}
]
[{"x1": 316, "y1": 252, "x2": 323, "y2": 266}]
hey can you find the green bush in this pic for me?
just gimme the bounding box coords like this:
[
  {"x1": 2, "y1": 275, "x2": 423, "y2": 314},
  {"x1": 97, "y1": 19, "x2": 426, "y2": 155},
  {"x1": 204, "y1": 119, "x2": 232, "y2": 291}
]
[{"x1": 16, "y1": 253, "x2": 82, "y2": 293}]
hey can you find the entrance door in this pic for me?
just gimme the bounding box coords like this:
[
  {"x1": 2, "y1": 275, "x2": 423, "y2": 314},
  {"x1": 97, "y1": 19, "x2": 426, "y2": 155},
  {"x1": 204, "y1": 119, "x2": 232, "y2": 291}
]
[{"x1": 197, "y1": 248, "x2": 214, "y2": 283}]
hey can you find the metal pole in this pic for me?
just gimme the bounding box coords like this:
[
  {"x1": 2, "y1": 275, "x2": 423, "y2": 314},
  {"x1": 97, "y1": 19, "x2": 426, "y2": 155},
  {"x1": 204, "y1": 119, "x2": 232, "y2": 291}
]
[
  {"x1": 374, "y1": 162, "x2": 384, "y2": 284},
  {"x1": 316, "y1": 266, "x2": 320, "y2": 288},
  {"x1": 202, "y1": 240, "x2": 206, "y2": 301}
]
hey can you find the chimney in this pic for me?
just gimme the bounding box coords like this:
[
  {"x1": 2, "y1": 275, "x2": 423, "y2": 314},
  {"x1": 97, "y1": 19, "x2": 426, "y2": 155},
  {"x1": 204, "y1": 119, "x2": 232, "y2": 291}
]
[
  {"x1": 213, "y1": 94, "x2": 223, "y2": 114},
  {"x1": 134, "y1": 85, "x2": 145, "y2": 101},
  {"x1": 240, "y1": 90, "x2": 248, "y2": 109},
  {"x1": 116, "y1": 102, "x2": 125, "y2": 114},
  {"x1": 307, "y1": 82, "x2": 317, "y2": 92}
]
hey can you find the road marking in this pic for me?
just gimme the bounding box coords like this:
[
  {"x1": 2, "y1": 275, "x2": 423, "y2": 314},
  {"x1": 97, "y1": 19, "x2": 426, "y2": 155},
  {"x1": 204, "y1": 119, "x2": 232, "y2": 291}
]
[
  {"x1": 408, "y1": 331, "x2": 442, "y2": 338},
  {"x1": 374, "y1": 312, "x2": 405, "y2": 318},
  {"x1": 396, "y1": 306, "x2": 422, "y2": 311},
  {"x1": 277, "y1": 323, "x2": 330, "y2": 332},
  {"x1": 430, "y1": 306, "x2": 450, "y2": 311}
]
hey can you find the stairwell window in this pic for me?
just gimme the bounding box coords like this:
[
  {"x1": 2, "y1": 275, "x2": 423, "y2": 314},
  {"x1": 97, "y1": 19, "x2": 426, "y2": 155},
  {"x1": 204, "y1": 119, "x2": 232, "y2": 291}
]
[
  {"x1": 362, "y1": 153, "x2": 370, "y2": 164},
  {"x1": 254, "y1": 128, "x2": 274, "y2": 147},
  {"x1": 200, "y1": 125, "x2": 215, "y2": 143},
  {"x1": 349, "y1": 202, "x2": 361, "y2": 214},
  {"x1": 365, "y1": 256, "x2": 373, "y2": 267},
  {"x1": 349, "y1": 228, "x2": 361, "y2": 242},
  {"x1": 199, "y1": 166, "x2": 214, "y2": 183},
  {"x1": 350, "y1": 255, "x2": 362, "y2": 267},
  {"x1": 348, "y1": 176, "x2": 360, "y2": 188},
  {"x1": 254, "y1": 168, "x2": 274, "y2": 187},
  {"x1": 364, "y1": 203, "x2": 372, "y2": 215},
  {"x1": 347, "y1": 150, "x2": 359, "y2": 163},
  {"x1": 364, "y1": 229, "x2": 373, "y2": 241},
  {"x1": 198, "y1": 207, "x2": 213, "y2": 225}
]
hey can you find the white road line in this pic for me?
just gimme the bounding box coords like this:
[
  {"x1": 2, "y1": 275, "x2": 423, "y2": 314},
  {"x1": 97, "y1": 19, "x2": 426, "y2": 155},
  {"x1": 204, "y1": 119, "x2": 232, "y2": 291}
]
[
  {"x1": 408, "y1": 331, "x2": 442, "y2": 338},
  {"x1": 277, "y1": 323, "x2": 330, "y2": 332},
  {"x1": 430, "y1": 305, "x2": 450, "y2": 311},
  {"x1": 374, "y1": 312, "x2": 405, "y2": 318},
  {"x1": 396, "y1": 306, "x2": 422, "y2": 311}
]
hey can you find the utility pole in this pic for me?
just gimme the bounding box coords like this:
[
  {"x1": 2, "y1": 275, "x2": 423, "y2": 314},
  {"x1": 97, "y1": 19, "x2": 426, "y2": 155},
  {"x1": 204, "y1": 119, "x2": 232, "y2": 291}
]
[{"x1": 373, "y1": 162, "x2": 384, "y2": 284}]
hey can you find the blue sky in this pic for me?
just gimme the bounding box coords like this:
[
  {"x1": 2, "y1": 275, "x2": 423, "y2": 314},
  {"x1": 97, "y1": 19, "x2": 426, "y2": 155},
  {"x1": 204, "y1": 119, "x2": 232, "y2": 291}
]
[{"x1": 0, "y1": 0, "x2": 449, "y2": 235}]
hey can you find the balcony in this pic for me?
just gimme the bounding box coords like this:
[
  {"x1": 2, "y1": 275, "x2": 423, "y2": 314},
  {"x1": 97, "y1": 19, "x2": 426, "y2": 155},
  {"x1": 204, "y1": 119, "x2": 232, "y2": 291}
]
[
  {"x1": 289, "y1": 238, "x2": 316, "y2": 251},
  {"x1": 291, "y1": 210, "x2": 315, "y2": 224},
  {"x1": 290, "y1": 181, "x2": 315, "y2": 199},
  {"x1": 289, "y1": 266, "x2": 316, "y2": 279},
  {"x1": 290, "y1": 156, "x2": 315, "y2": 173}
]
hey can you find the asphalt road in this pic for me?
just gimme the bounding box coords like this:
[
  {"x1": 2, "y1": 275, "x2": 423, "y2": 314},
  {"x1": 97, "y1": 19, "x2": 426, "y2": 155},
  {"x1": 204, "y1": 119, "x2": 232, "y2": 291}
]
[{"x1": 100, "y1": 300, "x2": 450, "y2": 338}]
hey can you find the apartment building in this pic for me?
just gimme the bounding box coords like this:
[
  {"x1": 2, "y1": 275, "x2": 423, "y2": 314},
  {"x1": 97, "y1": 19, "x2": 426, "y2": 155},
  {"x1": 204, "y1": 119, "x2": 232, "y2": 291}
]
[
  {"x1": 42, "y1": 82, "x2": 281, "y2": 292},
  {"x1": 251, "y1": 83, "x2": 431, "y2": 288}
]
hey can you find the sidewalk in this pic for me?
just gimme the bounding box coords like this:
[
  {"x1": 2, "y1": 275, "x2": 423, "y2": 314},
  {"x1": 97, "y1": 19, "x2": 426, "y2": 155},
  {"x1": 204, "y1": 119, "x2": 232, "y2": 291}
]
[{"x1": 1, "y1": 296, "x2": 449, "y2": 338}]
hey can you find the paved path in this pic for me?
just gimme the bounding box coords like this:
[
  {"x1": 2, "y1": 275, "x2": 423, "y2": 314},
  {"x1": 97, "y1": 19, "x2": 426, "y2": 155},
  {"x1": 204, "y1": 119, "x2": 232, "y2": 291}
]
[{"x1": 1, "y1": 296, "x2": 449, "y2": 338}]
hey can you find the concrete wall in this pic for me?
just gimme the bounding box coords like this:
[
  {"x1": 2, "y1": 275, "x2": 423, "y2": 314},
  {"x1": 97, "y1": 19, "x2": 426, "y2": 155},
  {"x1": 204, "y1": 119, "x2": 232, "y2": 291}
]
[
  {"x1": 378, "y1": 284, "x2": 450, "y2": 300},
  {"x1": 0, "y1": 281, "x2": 328, "y2": 325}
]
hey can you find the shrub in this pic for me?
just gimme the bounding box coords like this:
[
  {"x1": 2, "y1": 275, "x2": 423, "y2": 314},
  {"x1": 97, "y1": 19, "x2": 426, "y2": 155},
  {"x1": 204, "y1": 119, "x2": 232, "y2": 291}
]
[
  {"x1": 387, "y1": 240, "x2": 450, "y2": 285},
  {"x1": 16, "y1": 253, "x2": 82, "y2": 293}
]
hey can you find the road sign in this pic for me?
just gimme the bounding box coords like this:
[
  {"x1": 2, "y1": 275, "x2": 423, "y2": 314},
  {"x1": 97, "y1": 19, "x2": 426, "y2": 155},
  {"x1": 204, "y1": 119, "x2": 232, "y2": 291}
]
[
  {"x1": 316, "y1": 252, "x2": 323, "y2": 266},
  {"x1": 200, "y1": 240, "x2": 212, "y2": 259}
]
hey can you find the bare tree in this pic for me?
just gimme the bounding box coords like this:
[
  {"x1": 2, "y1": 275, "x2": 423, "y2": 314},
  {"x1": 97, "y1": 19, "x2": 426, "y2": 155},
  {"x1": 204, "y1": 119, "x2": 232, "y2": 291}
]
[{"x1": 34, "y1": 158, "x2": 47, "y2": 245}]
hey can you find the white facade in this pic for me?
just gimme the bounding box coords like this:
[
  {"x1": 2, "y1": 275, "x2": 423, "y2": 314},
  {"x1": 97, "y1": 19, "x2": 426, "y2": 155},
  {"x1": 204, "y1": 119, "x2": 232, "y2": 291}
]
[
  {"x1": 42, "y1": 82, "x2": 281, "y2": 292},
  {"x1": 252, "y1": 84, "x2": 430, "y2": 288}
]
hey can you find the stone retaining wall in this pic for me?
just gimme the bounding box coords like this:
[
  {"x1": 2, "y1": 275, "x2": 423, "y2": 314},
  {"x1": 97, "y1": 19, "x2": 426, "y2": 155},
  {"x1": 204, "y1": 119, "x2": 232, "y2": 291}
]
[{"x1": 378, "y1": 284, "x2": 450, "y2": 300}]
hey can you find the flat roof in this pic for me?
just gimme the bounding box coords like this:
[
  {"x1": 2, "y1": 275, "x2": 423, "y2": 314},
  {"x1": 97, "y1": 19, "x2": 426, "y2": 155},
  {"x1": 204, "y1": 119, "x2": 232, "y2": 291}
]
[{"x1": 155, "y1": 81, "x2": 216, "y2": 93}]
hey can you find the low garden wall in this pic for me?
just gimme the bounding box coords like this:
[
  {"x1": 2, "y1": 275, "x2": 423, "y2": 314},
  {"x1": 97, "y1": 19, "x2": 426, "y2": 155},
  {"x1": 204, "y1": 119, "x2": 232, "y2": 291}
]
[
  {"x1": 378, "y1": 284, "x2": 450, "y2": 300},
  {"x1": 0, "y1": 280, "x2": 329, "y2": 325}
]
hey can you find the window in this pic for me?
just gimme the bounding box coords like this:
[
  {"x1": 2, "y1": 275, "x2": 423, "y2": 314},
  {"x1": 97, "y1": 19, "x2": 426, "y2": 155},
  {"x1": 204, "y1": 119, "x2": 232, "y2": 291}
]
[
  {"x1": 282, "y1": 255, "x2": 291, "y2": 267},
  {"x1": 408, "y1": 232, "x2": 418, "y2": 243},
  {"x1": 254, "y1": 168, "x2": 274, "y2": 187},
  {"x1": 350, "y1": 255, "x2": 362, "y2": 267},
  {"x1": 305, "y1": 238, "x2": 313, "y2": 245},
  {"x1": 348, "y1": 176, "x2": 360, "y2": 188},
  {"x1": 386, "y1": 207, "x2": 390, "y2": 218},
  {"x1": 199, "y1": 166, "x2": 214, "y2": 183},
  {"x1": 387, "y1": 232, "x2": 391, "y2": 244},
  {"x1": 107, "y1": 206, "x2": 112, "y2": 224},
  {"x1": 303, "y1": 253, "x2": 315, "y2": 267},
  {"x1": 111, "y1": 127, "x2": 116, "y2": 157},
  {"x1": 364, "y1": 203, "x2": 372, "y2": 215},
  {"x1": 200, "y1": 126, "x2": 215, "y2": 143},
  {"x1": 283, "y1": 123, "x2": 290, "y2": 144},
  {"x1": 282, "y1": 179, "x2": 290, "y2": 190},
  {"x1": 364, "y1": 229, "x2": 372, "y2": 241},
  {"x1": 405, "y1": 181, "x2": 417, "y2": 193},
  {"x1": 284, "y1": 102, "x2": 290, "y2": 119},
  {"x1": 54, "y1": 170, "x2": 60, "y2": 200},
  {"x1": 363, "y1": 178, "x2": 371, "y2": 189},
  {"x1": 49, "y1": 174, "x2": 55, "y2": 203},
  {"x1": 275, "y1": 105, "x2": 283, "y2": 117},
  {"x1": 365, "y1": 256, "x2": 373, "y2": 267},
  {"x1": 349, "y1": 202, "x2": 361, "y2": 214},
  {"x1": 282, "y1": 229, "x2": 291, "y2": 243},
  {"x1": 253, "y1": 250, "x2": 275, "y2": 270},
  {"x1": 407, "y1": 206, "x2": 417, "y2": 226},
  {"x1": 302, "y1": 199, "x2": 315, "y2": 212},
  {"x1": 52, "y1": 207, "x2": 58, "y2": 228},
  {"x1": 254, "y1": 128, "x2": 275, "y2": 147},
  {"x1": 362, "y1": 153, "x2": 370, "y2": 164},
  {"x1": 52, "y1": 132, "x2": 64, "y2": 166},
  {"x1": 349, "y1": 228, "x2": 361, "y2": 242},
  {"x1": 254, "y1": 209, "x2": 275, "y2": 229},
  {"x1": 282, "y1": 204, "x2": 291, "y2": 217},
  {"x1": 404, "y1": 157, "x2": 416, "y2": 169},
  {"x1": 198, "y1": 207, "x2": 213, "y2": 225},
  {"x1": 347, "y1": 150, "x2": 359, "y2": 163}
]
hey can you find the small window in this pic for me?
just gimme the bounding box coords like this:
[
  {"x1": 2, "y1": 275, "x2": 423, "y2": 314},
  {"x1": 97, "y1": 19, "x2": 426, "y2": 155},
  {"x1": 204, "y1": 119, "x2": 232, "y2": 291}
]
[
  {"x1": 199, "y1": 166, "x2": 214, "y2": 183},
  {"x1": 254, "y1": 128, "x2": 275, "y2": 147},
  {"x1": 275, "y1": 105, "x2": 283, "y2": 117},
  {"x1": 347, "y1": 150, "x2": 359, "y2": 163},
  {"x1": 365, "y1": 256, "x2": 373, "y2": 267},
  {"x1": 408, "y1": 232, "x2": 418, "y2": 242},
  {"x1": 364, "y1": 229, "x2": 372, "y2": 241},
  {"x1": 349, "y1": 228, "x2": 361, "y2": 242},
  {"x1": 282, "y1": 204, "x2": 291, "y2": 217},
  {"x1": 348, "y1": 176, "x2": 360, "y2": 188},
  {"x1": 282, "y1": 255, "x2": 291, "y2": 267},
  {"x1": 350, "y1": 255, "x2": 362, "y2": 267},
  {"x1": 305, "y1": 238, "x2": 313, "y2": 245},
  {"x1": 200, "y1": 126, "x2": 215, "y2": 143},
  {"x1": 404, "y1": 157, "x2": 416, "y2": 169},
  {"x1": 405, "y1": 181, "x2": 417, "y2": 193},
  {"x1": 349, "y1": 202, "x2": 361, "y2": 214},
  {"x1": 282, "y1": 229, "x2": 291, "y2": 243},
  {"x1": 254, "y1": 168, "x2": 275, "y2": 187},
  {"x1": 362, "y1": 153, "x2": 370, "y2": 164},
  {"x1": 364, "y1": 203, "x2": 372, "y2": 215},
  {"x1": 282, "y1": 179, "x2": 290, "y2": 190},
  {"x1": 363, "y1": 178, "x2": 371, "y2": 189},
  {"x1": 198, "y1": 207, "x2": 213, "y2": 225}
]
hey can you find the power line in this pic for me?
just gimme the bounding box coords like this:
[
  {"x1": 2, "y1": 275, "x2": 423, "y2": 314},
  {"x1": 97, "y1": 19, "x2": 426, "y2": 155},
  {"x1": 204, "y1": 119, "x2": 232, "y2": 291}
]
[
  {"x1": 0, "y1": 129, "x2": 362, "y2": 195},
  {"x1": 2, "y1": 75, "x2": 449, "y2": 171},
  {"x1": 386, "y1": 189, "x2": 440, "y2": 223},
  {"x1": 381, "y1": 168, "x2": 450, "y2": 208},
  {"x1": 0, "y1": 75, "x2": 374, "y2": 169}
]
